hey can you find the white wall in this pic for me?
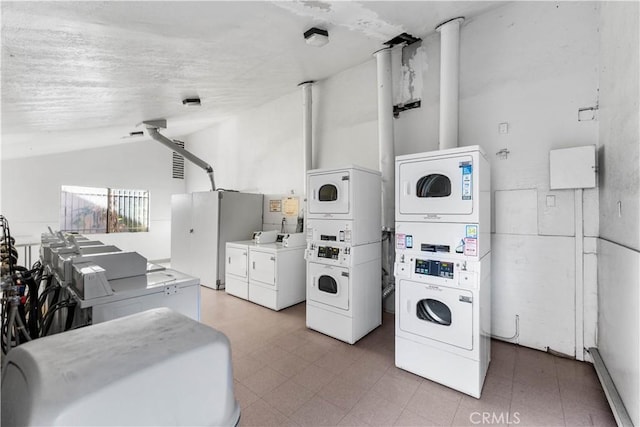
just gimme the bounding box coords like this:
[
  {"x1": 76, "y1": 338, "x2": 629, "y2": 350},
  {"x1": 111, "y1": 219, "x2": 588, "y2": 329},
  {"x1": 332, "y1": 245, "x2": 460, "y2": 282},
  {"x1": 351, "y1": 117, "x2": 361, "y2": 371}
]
[
  {"x1": 597, "y1": 1, "x2": 640, "y2": 424},
  {"x1": 1, "y1": 140, "x2": 185, "y2": 261},
  {"x1": 184, "y1": 60, "x2": 381, "y2": 197},
  {"x1": 185, "y1": 90, "x2": 304, "y2": 196}
]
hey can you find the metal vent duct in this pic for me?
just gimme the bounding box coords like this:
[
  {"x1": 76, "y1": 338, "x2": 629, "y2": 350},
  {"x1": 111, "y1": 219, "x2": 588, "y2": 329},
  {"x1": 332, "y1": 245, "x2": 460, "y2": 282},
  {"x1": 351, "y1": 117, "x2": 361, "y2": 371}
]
[{"x1": 172, "y1": 140, "x2": 185, "y2": 180}]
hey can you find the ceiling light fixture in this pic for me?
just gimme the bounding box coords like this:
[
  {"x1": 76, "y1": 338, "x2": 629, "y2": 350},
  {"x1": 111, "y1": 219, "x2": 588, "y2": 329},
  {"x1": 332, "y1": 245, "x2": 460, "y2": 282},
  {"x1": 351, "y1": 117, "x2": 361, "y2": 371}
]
[
  {"x1": 182, "y1": 97, "x2": 201, "y2": 107},
  {"x1": 304, "y1": 27, "x2": 329, "y2": 47}
]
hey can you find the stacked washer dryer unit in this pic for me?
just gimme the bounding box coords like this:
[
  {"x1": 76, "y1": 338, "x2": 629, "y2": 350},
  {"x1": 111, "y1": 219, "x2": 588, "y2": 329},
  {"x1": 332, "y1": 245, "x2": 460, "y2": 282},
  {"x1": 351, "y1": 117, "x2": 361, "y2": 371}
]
[
  {"x1": 305, "y1": 166, "x2": 382, "y2": 344},
  {"x1": 394, "y1": 145, "x2": 491, "y2": 398}
]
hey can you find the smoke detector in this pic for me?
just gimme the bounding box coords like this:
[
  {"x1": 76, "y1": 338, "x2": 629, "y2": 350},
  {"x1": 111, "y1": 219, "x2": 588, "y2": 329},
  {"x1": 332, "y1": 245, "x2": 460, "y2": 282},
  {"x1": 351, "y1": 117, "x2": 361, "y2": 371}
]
[
  {"x1": 182, "y1": 97, "x2": 201, "y2": 107},
  {"x1": 304, "y1": 27, "x2": 329, "y2": 47}
]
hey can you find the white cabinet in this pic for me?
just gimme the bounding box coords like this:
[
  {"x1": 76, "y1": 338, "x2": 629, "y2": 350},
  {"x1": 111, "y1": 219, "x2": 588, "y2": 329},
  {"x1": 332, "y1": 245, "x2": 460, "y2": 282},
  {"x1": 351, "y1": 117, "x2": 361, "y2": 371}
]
[
  {"x1": 171, "y1": 191, "x2": 263, "y2": 289},
  {"x1": 248, "y1": 244, "x2": 306, "y2": 311}
]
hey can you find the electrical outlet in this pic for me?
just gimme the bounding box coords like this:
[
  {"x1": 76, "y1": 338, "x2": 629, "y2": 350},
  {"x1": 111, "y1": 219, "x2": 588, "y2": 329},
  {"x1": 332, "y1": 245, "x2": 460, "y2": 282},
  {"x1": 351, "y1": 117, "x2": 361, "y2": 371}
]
[{"x1": 499, "y1": 122, "x2": 509, "y2": 134}]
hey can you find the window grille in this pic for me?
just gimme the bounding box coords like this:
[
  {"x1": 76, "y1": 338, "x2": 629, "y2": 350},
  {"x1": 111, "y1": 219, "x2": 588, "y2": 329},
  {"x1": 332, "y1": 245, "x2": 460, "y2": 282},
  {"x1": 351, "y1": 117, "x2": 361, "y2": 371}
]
[{"x1": 60, "y1": 186, "x2": 149, "y2": 234}]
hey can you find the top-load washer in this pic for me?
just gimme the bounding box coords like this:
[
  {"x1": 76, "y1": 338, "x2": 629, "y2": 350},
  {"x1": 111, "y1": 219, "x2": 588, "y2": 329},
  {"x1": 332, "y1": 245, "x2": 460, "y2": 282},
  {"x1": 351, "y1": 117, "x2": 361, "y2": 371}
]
[
  {"x1": 396, "y1": 145, "x2": 489, "y2": 224},
  {"x1": 306, "y1": 165, "x2": 381, "y2": 246}
]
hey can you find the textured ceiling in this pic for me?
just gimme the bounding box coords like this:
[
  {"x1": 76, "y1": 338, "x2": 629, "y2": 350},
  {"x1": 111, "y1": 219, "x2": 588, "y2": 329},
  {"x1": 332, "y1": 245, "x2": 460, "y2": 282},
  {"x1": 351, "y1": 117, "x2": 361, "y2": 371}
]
[{"x1": 1, "y1": 1, "x2": 502, "y2": 159}]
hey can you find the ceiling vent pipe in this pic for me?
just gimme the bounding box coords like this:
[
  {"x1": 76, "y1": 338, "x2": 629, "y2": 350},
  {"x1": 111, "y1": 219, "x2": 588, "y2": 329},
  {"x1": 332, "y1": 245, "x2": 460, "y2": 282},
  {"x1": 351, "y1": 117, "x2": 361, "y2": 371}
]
[
  {"x1": 436, "y1": 17, "x2": 464, "y2": 150},
  {"x1": 299, "y1": 81, "x2": 314, "y2": 193},
  {"x1": 139, "y1": 119, "x2": 216, "y2": 191},
  {"x1": 374, "y1": 47, "x2": 395, "y2": 232}
]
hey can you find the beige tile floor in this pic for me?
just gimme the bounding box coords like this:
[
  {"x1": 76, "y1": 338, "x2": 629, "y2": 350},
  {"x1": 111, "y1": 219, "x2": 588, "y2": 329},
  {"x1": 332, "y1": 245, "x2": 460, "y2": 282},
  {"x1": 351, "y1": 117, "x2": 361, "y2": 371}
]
[{"x1": 201, "y1": 288, "x2": 616, "y2": 427}]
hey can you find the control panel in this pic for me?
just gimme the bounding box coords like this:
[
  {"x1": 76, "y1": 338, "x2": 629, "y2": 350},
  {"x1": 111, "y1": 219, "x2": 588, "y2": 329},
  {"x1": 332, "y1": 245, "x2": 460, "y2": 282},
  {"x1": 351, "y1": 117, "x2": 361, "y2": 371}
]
[
  {"x1": 414, "y1": 258, "x2": 454, "y2": 279},
  {"x1": 305, "y1": 242, "x2": 353, "y2": 266},
  {"x1": 317, "y1": 246, "x2": 340, "y2": 260}
]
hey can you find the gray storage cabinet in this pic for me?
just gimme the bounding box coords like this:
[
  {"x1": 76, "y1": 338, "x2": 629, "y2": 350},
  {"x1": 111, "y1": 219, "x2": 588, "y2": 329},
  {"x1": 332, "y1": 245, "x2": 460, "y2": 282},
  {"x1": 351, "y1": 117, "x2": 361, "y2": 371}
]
[{"x1": 171, "y1": 191, "x2": 263, "y2": 289}]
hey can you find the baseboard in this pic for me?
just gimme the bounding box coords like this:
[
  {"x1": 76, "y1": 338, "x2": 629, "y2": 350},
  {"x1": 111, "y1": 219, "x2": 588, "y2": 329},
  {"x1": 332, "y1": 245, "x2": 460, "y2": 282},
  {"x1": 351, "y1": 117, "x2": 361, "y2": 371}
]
[{"x1": 589, "y1": 347, "x2": 633, "y2": 427}]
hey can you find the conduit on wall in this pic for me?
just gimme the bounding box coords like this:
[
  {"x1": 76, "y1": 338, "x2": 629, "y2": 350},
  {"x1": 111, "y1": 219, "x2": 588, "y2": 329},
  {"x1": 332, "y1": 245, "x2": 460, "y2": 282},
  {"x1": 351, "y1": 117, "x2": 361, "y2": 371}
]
[
  {"x1": 436, "y1": 17, "x2": 464, "y2": 150},
  {"x1": 300, "y1": 81, "x2": 314, "y2": 193},
  {"x1": 374, "y1": 47, "x2": 395, "y2": 231}
]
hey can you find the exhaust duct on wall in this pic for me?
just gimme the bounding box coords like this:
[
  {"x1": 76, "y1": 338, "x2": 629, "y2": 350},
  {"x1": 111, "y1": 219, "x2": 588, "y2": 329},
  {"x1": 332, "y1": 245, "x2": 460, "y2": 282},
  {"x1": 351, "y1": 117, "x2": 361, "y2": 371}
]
[
  {"x1": 436, "y1": 17, "x2": 464, "y2": 150},
  {"x1": 139, "y1": 119, "x2": 216, "y2": 191},
  {"x1": 299, "y1": 81, "x2": 314, "y2": 193},
  {"x1": 374, "y1": 47, "x2": 395, "y2": 231}
]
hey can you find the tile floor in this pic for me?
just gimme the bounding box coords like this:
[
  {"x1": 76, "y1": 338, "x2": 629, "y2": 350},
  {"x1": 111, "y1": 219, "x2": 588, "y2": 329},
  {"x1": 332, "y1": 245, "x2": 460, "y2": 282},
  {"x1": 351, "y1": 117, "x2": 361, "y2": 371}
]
[{"x1": 200, "y1": 288, "x2": 616, "y2": 426}]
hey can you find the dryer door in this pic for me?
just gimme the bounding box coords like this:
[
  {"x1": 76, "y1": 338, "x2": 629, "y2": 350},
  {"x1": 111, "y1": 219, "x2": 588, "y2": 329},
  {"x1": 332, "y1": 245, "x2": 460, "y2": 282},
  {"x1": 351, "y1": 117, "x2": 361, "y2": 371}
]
[
  {"x1": 308, "y1": 171, "x2": 350, "y2": 215},
  {"x1": 398, "y1": 279, "x2": 473, "y2": 350},
  {"x1": 398, "y1": 155, "x2": 474, "y2": 216},
  {"x1": 307, "y1": 262, "x2": 350, "y2": 311}
]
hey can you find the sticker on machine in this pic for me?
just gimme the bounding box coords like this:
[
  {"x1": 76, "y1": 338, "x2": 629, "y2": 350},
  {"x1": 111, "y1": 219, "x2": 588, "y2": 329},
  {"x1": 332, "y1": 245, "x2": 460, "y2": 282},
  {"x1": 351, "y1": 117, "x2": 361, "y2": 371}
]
[
  {"x1": 465, "y1": 225, "x2": 478, "y2": 238},
  {"x1": 396, "y1": 233, "x2": 406, "y2": 249},
  {"x1": 460, "y1": 162, "x2": 473, "y2": 200},
  {"x1": 463, "y1": 237, "x2": 477, "y2": 256}
]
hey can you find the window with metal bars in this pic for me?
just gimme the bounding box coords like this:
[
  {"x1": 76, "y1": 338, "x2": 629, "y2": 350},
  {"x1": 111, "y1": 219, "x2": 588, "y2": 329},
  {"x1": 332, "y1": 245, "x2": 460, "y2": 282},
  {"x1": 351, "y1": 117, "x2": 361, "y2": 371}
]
[{"x1": 60, "y1": 185, "x2": 149, "y2": 234}]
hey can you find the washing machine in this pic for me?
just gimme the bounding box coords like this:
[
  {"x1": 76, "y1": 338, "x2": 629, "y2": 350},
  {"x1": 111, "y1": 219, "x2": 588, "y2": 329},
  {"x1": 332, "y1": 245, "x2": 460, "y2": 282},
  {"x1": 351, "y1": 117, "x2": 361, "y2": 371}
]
[
  {"x1": 394, "y1": 252, "x2": 491, "y2": 398},
  {"x1": 248, "y1": 236, "x2": 306, "y2": 311},
  {"x1": 305, "y1": 241, "x2": 381, "y2": 344},
  {"x1": 225, "y1": 240, "x2": 252, "y2": 300},
  {"x1": 395, "y1": 145, "x2": 489, "y2": 225},
  {"x1": 306, "y1": 166, "x2": 381, "y2": 246}
]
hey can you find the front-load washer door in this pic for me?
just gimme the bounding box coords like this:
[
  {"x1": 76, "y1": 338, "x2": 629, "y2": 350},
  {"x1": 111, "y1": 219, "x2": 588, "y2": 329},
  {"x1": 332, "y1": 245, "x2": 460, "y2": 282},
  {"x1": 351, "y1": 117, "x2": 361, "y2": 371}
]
[
  {"x1": 308, "y1": 262, "x2": 349, "y2": 311},
  {"x1": 308, "y1": 171, "x2": 350, "y2": 215},
  {"x1": 398, "y1": 279, "x2": 473, "y2": 350},
  {"x1": 398, "y1": 155, "x2": 474, "y2": 216}
]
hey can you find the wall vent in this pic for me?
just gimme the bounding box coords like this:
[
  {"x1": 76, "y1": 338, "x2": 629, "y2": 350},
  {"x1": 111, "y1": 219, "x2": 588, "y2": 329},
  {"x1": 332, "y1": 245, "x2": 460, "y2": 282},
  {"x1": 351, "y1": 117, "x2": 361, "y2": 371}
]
[{"x1": 172, "y1": 140, "x2": 185, "y2": 179}]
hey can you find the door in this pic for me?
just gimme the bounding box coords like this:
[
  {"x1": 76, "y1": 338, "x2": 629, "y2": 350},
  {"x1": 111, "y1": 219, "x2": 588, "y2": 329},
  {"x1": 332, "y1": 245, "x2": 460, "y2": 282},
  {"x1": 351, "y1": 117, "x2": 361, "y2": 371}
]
[
  {"x1": 398, "y1": 279, "x2": 473, "y2": 350},
  {"x1": 226, "y1": 245, "x2": 248, "y2": 279},
  {"x1": 170, "y1": 194, "x2": 193, "y2": 274},
  {"x1": 398, "y1": 155, "x2": 474, "y2": 216},
  {"x1": 250, "y1": 249, "x2": 276, "y2": 286},
  {"x1": 307, "y1": 262, "x2": 349, "y2": 311},
  {"x1": 191, "y1": 192, "x2": 219, "y2": 288},
  {"x1": 308, "y1": 171, "x2": 350, "y2": 215}
]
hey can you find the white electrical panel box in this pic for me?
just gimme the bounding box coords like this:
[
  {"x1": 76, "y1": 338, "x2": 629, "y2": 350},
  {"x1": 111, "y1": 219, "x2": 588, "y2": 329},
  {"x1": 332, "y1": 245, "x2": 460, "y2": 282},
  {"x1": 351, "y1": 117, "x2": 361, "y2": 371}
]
[{"x1": 550, "y1": 145, "x2": 597, "y2": 190}]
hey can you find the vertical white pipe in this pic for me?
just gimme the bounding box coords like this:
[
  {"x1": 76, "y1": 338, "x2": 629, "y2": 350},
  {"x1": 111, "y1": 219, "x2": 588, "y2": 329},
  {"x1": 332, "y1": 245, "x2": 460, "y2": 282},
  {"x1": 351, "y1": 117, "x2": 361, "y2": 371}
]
[
  {"x1": 436, "y1": 17, "x2": 464, "y2": 150},
  {"x1": 374, "y1": 48, "x2": 395, "y2": 231},
  {"x1": 575, "y1": 188, "x2": 585, "y2": 361},
  {"x1": 300, "y1": 81, "x2": 314, "y2": 193}
]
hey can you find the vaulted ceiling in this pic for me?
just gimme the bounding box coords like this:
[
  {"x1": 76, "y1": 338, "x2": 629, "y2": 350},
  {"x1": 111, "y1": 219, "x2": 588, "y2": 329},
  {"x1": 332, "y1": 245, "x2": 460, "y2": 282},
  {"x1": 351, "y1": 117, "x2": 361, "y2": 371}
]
[{"x1": 1, "y1": 1, "x2": 502, "y2": 158}]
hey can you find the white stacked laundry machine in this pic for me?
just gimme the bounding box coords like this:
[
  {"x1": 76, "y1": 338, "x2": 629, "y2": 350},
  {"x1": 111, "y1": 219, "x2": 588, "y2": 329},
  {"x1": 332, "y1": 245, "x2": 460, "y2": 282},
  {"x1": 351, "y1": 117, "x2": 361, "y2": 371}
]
[
  {"x1": 305, "y1": 166, "x2": 382, "y2": 344},
  {"x1": 394, "y1": 146, "x2": 491, "y2": 398}
]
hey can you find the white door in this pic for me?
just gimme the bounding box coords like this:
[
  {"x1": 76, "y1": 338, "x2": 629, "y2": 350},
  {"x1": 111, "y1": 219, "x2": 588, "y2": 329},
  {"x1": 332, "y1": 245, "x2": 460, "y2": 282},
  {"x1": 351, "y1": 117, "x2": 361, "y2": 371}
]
[
  {"x1": 398, "y1": 279, "x2": 473, "y2": 350},
  {"x1": 191, "y1": 192, "x2": 219, "y2": 288},
  {"x1": 226, "y1": 246, "x2": 248, "y2": 279},
  {"x1": 307, "y1": 262, "x2": 350, "y2": 311},
  {"x1": 308, "y1": 171, "x2": 350, "y2": 215},
  {"x1": 398, "y1": 155, "x2": 474, "y2": 216},
  {"x1": 170, "y1": 194, "x2": 193, "y2": 274},
  {"x1": 250, "y1": 249, "x2": 276, "y2": 286}
]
